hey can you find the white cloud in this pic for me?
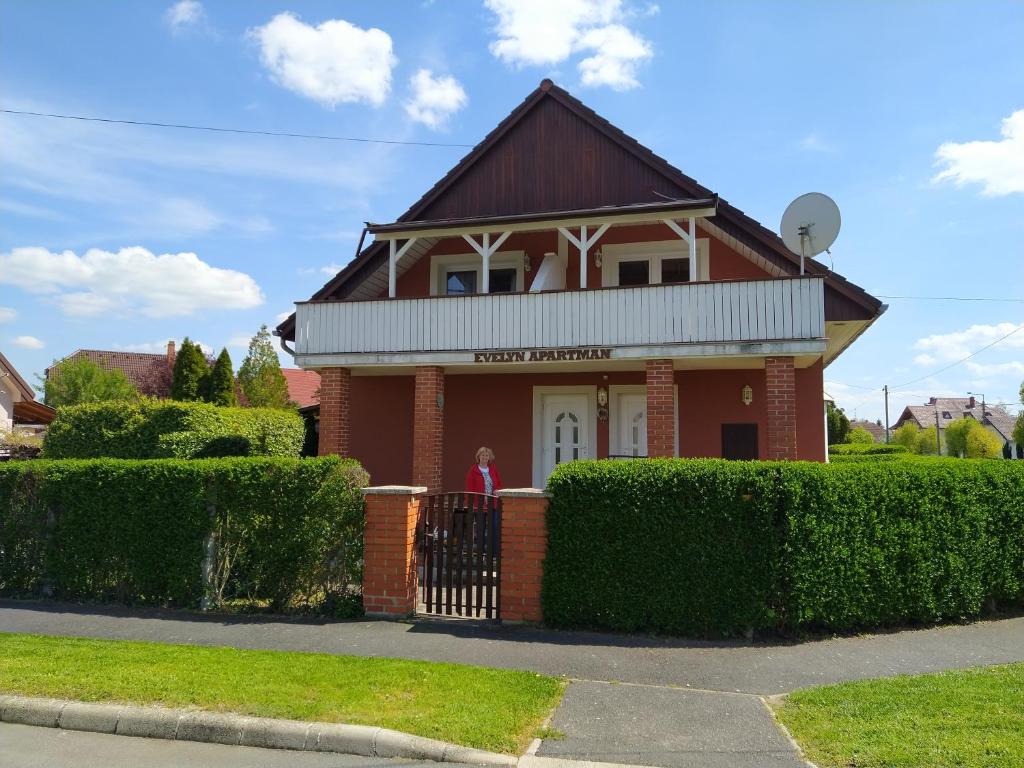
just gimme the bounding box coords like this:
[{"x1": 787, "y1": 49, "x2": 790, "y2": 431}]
[
  {"x1": 484, "y1": 0, "x2": 653, "y2": 90},
  {"x1": 0, "y1": 307, "x2": 15, "y2": 323},
  {"x1": 228, "y1": 334, "x2": 254, "y2": 349},
  {"x1": 964, "y1": 360, "x2": 1024, "y2": 378},
  {"x1": 913, "y1": 322, "x2": 1024, "y2": 363},
  {"x1": 0, "y1": 246, "x2": 264, "y2": 318},
  {"x1": 12, "y1": 335, "x2": 44, "y2": 349},
  {"x1": 933, "y1": 109, "x2": 1024, "y2": 196},
  {"x1": 164, "y1": 0, "x2": 205, "y2": 31},
  {"x1": 405, "y1": 69, "x2": 468, "y2": 129},
  {"x1": 250, "y1": 13, "x2": 396, "y2": 107},
  {"x1": 275, "y1": 310, "x2": 293, "y2": 323},
  {"x1": 798, "y1": 133, "x2": 835, "y2": 154}
]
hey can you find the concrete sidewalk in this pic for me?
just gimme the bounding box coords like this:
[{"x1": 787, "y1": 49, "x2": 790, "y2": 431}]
[{"x1": 3, "y1": 600, "x2": 1024, "y2": 768}]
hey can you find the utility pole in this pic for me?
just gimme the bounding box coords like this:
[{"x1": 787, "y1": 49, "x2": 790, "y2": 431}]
[
  {"x1": 884, "y1": 385, "x2": 890, "y2": 443},
  {"x1": 935, "y1": 408, "x2": 942, "y2": 455}
]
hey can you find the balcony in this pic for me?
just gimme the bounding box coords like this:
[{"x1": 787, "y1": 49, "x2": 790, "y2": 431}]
[{"x1": 293, "y1": 277, "x2": 825, "y2": 366}]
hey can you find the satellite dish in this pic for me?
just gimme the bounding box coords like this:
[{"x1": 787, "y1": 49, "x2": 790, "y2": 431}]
[{"x1": 780, "y1": 193, "x2": 841, "y2": 275}]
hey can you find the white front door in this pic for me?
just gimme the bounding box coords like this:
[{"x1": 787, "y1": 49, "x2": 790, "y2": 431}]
[
  {"x1": 536, "y1": 392, "x2": 593, "y2": 485},
  {"x1": 612, "y1": 392, "x2": 647, "y2": 457}
]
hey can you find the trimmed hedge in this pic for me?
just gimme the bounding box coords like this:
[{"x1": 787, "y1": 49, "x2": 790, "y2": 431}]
[
  {"x1": 544, "y1": 458, "x2": 1024, "y2": 636},
  {"x1": 828, "y1": 443, "x2": 909, "y2": 455},
  {"x1": 44, "y1": 400, "x2": 304, "y2": 459},
  {"x1": 0, "y1": 457, "x2": 367, "y2": 613}
]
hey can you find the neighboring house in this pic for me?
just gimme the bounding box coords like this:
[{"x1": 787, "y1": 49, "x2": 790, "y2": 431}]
[
  {"x1": 849, "y1": 419, "x2": 887, "y2": 443},
  {"x1": 0, "y1": 349, "x2": 56, "y2": 437},
  {"x1": 282, "y1": 368, "x2": 321, "y2": 409},
  {"x1": 46, "y1": 342, "x2": 176, "y2": 399},
  {"x1": 894, "y1": 397, "x2": 1021, "y2": 458},
  {"x1": 277, "y1": 79, "x2": 885, "y2": 490}
]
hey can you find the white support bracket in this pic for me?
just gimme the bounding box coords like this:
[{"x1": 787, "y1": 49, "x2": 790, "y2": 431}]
[
  {"x1": 557, "y1": 223, "x2": 609, "y2": 288},
  {"x1": 462, "y1": 231, "x2": 511, "y2": 293},
  {"x1": 388, "y1": 238, "x2": 419, "y2": 298},
  {"x1": 662, "y1": 217, "x2": 698, "y2": 271}
]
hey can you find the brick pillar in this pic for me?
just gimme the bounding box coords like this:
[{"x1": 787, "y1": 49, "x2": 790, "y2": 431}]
[
  {"x1": 766, "y1": 356, "x2": 798, "y2": 460},
  {"x1": 645, "y1": 359, "x2": 675, "y2": 457},
  {"x1": 412, "y1": 366, "x2": 444, "y2": 492},
  {"x1": 362, "y1": 486, "x2": 425, "y2": 617},
  {"x1": 318, "y1": 367, "x2": 351, "y2": 456},
  {"x1": 497, "y1": 488, "x2": 549, "y2": 623}
]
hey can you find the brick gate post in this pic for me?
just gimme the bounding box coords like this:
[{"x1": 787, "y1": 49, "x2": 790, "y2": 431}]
[
  {"x1": 765, "y1": 356, "x2": 798, "y2": 460},
  {"x1": 361, "y1": 486, "x2": 426, "y2": 617},
  {"x1": 412, "y1": 366, "x2": 445, "y2": 493},
  {"x1": 645, "y1": 359, "x2": 675, "y2": 457},
  {"x1": 496, "y1": 488, "x2": 549, "y2": 623},
  {"x1": 318, "y1": 367, "x2": 351, "y2": 457}
]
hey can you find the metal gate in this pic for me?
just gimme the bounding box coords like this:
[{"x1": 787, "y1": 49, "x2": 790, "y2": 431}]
[{"x1": 418, "y1": 492, "x2": 501, "y2": 619}]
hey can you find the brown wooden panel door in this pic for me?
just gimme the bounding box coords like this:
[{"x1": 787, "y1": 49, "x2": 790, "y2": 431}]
[{"x1": 722, "y1": 424, "x2": 758, "y2": 460}]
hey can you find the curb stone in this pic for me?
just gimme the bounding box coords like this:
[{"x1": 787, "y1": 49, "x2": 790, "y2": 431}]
[{"x1": 0, "y1": 695, "x2": 517, "y2": 766}]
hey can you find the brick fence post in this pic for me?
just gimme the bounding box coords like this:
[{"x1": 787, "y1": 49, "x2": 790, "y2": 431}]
[
  {"x1": 412, "y1": 366, "x2": 445, "y2": 492},
  {"x1": 361, "y1": 486, "x2": 426, "y2": 617},
  {"x1": 496, "y1": 488, "x2": 549, "y2": 623},
  {"x1": 318, "y1": 367, "x2": 351, "y2": 457},
  {"x1": 765, "y1": 356, "x2": 798, "y2": 460}
]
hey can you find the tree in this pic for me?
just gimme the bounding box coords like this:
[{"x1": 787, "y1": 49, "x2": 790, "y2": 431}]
[
  {"x1": 966, "y1": 426, "x2": 1002, "y2": 458},
  {"x1": 170, "y1": 338, "x2": 209, "y2": 401},
  {"x1": 847, "y1": 427, "x2": 875, "y2": 444},
  {"x1": 916, "y1": 425, "x2": 942, "y2": 455},
  {"x1": 944, "y1": 418, "x2": 975, "y2": 458},
  {"x1": 43, "y1": 357, "x2": 140, "y2": 407},
  {"x1": 826, "y1": 401, "x2": 850, "y2": 445},
  {"x1": 202, "y1": 348, "x2": 237, "y2": 407},
  {"x1": 892, "y1": 423, "x2": 920, "y2": 451},
  {"x1": 238, "y1": 325, "x2": 290, "y2": 409},
  {"x1": 1015, "y1": 380, "x2": 1024, "y2": 449}
]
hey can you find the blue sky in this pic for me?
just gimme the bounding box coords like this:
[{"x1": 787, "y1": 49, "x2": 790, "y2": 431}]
[{"x1": 1, "y1": 0, "x2": 1022, "y2": 423}]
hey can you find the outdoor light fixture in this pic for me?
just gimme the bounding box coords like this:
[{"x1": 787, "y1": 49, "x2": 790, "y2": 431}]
[
  {"x1": 524, "y1": 252, "x2": 532, "y2": 272},
  {"x1": 742, "y1": 385, "x2": 753, "y2": 406},
  {"x1": 597, "y1": 385, "x2": 609, "y2": 422},
  {"x1": 594, "y1": 247, "x2": 603, "y2": 268}
]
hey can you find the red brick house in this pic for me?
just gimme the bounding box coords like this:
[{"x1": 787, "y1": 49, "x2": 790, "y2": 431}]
[{"x1": 277, "y1": 80, "x2": 884, "y2": 490}]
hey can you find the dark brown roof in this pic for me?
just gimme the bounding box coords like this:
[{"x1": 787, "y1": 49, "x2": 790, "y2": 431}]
[
  {"x1": 277, "y1": 79, "x2": 883, "y2": 341},
  {"x1": 895, "y1": 398, "x2": 1019, "y2": 442},
  {"x1": 48, "y1": 349, "x2": 173, "y2": 399},
  {"x1": 13, "y1": 400, "x2": 56, "y2": 425}
]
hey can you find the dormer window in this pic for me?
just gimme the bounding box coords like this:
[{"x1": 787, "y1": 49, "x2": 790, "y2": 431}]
[{"x1": 942, "y1": 411, "x2": 952, "y2": 419}]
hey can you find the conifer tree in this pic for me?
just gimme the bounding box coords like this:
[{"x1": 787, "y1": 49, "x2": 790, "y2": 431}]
[
  {"x1": 170, "y1": 338, "x2": 208, "y2": 401},
  {"x1": 238, "y1": 325, "x2": 290, "y2": 408},
  {"x1": 203, "y1": 348, "x2": 237, "y2": 406}
]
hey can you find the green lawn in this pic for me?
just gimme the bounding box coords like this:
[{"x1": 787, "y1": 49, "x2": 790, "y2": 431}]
[
  {"x1": 775, "y1": 663, "x2": 1024, "y2": 768},
  {"x1": 0, "y1": 633, "x2": 564, "y2": 754}
]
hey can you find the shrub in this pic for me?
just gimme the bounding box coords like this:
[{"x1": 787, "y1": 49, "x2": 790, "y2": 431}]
[
  {"x1": 543, "y1": 458, "x2": 1024, "y2": 636},
  {"x1": 0, "y1": 457, "x2": 367, "y2": 613},
  {"x1": 828, "y1": 443, "x2": 909, "y2": 456},
  {"x1": 43, "y1": 400, "x2": 304, "y2": 459},
  {"x1": 846, "y1": 427, "x2": 875, "y2": 444}
]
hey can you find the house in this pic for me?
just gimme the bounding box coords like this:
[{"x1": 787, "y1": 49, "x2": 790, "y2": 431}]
[
  {"x1": 0, "y1": 350, "x2": 56, "y2": 437},
  {"x1": 46, "y1": 342, "x2": 176, "y2": 399},
  {"x1": 894, "y1": 397, "x2": 1021, "y2": 458},
  {"x1": 276, "y1": 80, "x2": 885, "y2": 490},
  {"x1": 281, "y1": 368, "x2": 320, "y2": 410},
  {"x1": 849, "y1": 419, "x2": 886, "y2": 443}
]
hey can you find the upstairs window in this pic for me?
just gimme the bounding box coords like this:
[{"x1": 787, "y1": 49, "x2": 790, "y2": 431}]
[
  {"x1": 661, "y1": 257, "x2": 691, "y2": 284},
  {"x1": 446, "y1": 270, "x2": 477, "y2": 295},
  {"x1": 617, "y1": 260, "x2": 650, "y2": 286},
  {"x1": 430, "y1": 251, "x2": 526, "y2": 296},
  {"x1": 488, "y1": 268, "x2": 517, "y2": 293},
  {"x1": 601, "y1": 240, "x2": 709, "y2": 287}
]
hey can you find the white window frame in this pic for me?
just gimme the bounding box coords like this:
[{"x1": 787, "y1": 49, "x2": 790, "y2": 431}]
[
  {"x1": 608, "y1": 384, "x2": 679, "y2": 457},
  {"x1": 429, "y1": 251, "x2": 526, "y2": 296},
  {"x1": 601, "y1": 239, "x2": 710, "y2": 287}
]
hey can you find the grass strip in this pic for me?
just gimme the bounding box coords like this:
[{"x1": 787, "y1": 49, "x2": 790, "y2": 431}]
[
  {"x1": 775, "y1": 662, "x2": 1024, "y2": 768},
  {"x1": 0, "y1": 632, "x2": 564, "y2": 754}
]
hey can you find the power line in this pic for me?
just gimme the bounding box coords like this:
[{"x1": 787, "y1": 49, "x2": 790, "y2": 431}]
[
  {"x1": 890, "y1": 323, "x2": 1024, "y2": 390},
  {"x1": 0, "y1": 108, "x2": 475, "y2": 149},
  {"x1": 875, "y1": 294, "x2": 1024, "y2": 303}
]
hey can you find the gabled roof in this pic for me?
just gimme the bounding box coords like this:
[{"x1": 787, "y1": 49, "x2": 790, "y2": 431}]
[
  {"x1": 47, "y1": 349, "x2": 174, "y2": 399},
  {"x1": 850, "y1": 419, "x2": 887, "y2": 442},
  {"x1": 282, "y1": 368, "x2": 320, "y2": 409},
  {"x1": 277, "y1": 79, "x2": 882, "y2": 340},
  {"x1": 895, "y1": 398, "x2": 1019, "y2": 441},
  {"x1": 0, "y1": 350, "x2": 36, "y2": 401}
]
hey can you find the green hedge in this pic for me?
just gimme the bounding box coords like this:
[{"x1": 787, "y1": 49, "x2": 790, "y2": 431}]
[
  {"x1": 0, "y1": 457, "x2": 367, "y2": 613},
  {"x1": 43, "y1": 400, "x2": 304, "y2": 459},
  {"x1": 544, "y1": 458, "x2": 1024, "y2": 636},
  {"x1": 828, "y1": 443, "x2": 909, "y2": 455}
]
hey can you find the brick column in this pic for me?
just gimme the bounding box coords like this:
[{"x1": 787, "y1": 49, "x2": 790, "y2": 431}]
[
  {"x1": 318, "y1": 367, "x2": 351, "y2": 456},
  {"x1": 412, "y1": 366, "x2": 445, "y2": 492},
  {"x1": 497, "y1": 488, "x2": 549, "y2": 623},
  {"x1": 645, "y1": 359, "x2": 675, "y2": 457},
  {"x1": 766, "y1": 356, "x2": 798, "y2": 460},
  {"x1": 362, "y1": 486, "x2": 425, "y2": 617}
]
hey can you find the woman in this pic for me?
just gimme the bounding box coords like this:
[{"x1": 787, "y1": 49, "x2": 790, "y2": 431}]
[{"x1": 465, "y1": 446, "x2": 503, "y2": 495}]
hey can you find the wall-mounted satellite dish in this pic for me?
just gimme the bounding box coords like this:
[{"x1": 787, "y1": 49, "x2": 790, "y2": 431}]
[{"x1": 780, "y1": 192, "x2": 841, "y2": 275}]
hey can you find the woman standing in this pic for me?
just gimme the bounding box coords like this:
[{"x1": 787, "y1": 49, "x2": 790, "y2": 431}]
[{"x1": 465, "y1": 446, "x2": 502, "y2": 495}]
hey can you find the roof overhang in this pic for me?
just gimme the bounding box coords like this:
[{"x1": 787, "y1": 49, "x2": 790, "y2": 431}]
[
  {"x1": 365, "y1": 198, "x2": 718, "y2": 241},
  {"x1": 13, "y1": 399, "x2": 56, "y2": 425}
]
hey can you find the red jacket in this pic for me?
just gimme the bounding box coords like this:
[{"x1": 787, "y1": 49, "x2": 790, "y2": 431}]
[{"x1": 465, "y1": 463, "x2": 503, "y2": 495}]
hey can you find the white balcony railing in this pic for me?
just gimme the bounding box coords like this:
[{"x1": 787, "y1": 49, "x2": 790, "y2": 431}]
[{"x1": 294, "y1": 277, "x2": 824, "y2": 357}]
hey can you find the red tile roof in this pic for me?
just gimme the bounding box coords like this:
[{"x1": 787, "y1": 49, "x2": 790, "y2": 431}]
[
  {"x1": 47, "y1": 349, "x2": 173, "y2": 398},
  {"x1": 282, "y1": 369, "x2": 320, "y2": 408}
]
